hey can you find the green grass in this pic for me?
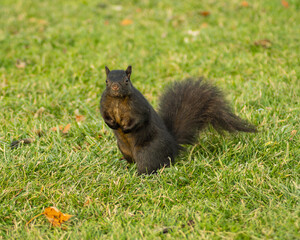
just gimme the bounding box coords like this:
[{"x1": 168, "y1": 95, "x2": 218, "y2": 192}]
[{"x1": 0, "y1": 0, "x2": 299, "y2": 239}]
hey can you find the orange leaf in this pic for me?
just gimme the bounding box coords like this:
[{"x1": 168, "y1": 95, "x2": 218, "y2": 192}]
[
  {"x1": 43, "y1": 207, "x2": 73, "y2": 227},
  {"x1": 199, "y1": 11, "x2": 210, "y2": 17},
  {"x1": 26, "y1": 207, "x2": 73, "y2": 227},
  {"x1": 62, "y1": 123, "x2": 71, "y2": 134},
  {"x1": 51, "y1": 125, "x2": 63, "y2": 131},
  {"x1": 291, "y1": 130, "x2": 297, "y2": 136},
  {"x1": 281, "y1": 0, "x2": 289, "y2": 8},
  {"x1": 201, "y1": 23, "x2": 208, "y2": 28},
  {"x1": 241, "y1": 1, "x2": 249, "y2": 7},
  {"x1": 121, "y1": 19, "x2": 133, "y2": 26},
  {"x1": 289, "y1": 130, "x2": 297, "y2": 140},
  {"x1": 84, "y1": 197, "x2": 92, "y2": 207},
  {"x1": 75, "y1": 115, "x2": 86, "y2": 122},
  {"x1": 254, "y1": 39, "x2": 272, "y2": 48}
]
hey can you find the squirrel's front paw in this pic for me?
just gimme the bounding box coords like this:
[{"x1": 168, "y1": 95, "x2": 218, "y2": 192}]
[
  {"x1": 122, "y1": 126, "x2": 133, "y2": 133},
  {"x1": 121, "y1": 119, "x2": 139, "y2": 133},
  {"x1": 105, "y1": 120, "x2": 119, "y2": 129}
]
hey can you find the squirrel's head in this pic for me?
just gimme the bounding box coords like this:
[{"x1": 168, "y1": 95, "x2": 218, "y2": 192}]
[{"x1": 105, "y1": 66, "x2": 133, "y2": 97}]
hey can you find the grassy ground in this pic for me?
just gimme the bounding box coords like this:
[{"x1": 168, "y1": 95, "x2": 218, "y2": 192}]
[{"x1": 0, "y1": 0, "x2": 299, "y2": 239}]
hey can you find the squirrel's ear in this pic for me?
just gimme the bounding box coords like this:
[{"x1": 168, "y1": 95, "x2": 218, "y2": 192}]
[
  {"x1": 105, "y1": 66, "x2": 110, "y2": 76},
  {"x1": 125, "y1": 65, "x2": 132, "y2": 79}
]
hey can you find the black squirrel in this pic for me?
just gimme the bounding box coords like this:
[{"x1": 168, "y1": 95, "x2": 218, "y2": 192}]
[{"x1": 100, "y1": 66, "x2": 256, "y2": 174}]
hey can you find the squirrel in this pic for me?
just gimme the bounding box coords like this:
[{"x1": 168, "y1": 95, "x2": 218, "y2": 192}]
[{"x1": 100, "y1": 66, "x2": 257, "y2": 174}]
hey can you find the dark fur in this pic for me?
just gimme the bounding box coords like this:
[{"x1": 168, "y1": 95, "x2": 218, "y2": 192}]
[
  {"x1": 159, "y1": 78, "x2": 257, "y2": 145},
  {"x1": 100, "y1": 66, "x2": 256, "y2": 174}
]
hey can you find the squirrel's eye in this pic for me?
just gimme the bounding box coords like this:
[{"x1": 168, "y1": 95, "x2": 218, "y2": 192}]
[{"x1": 125, "y1": 78, "x2": 129, "y2": 83}]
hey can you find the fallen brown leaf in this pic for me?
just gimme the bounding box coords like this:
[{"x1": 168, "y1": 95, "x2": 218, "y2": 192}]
[
  {"x1": 84, "y1": 197, "x2": 92, "y2": 207},
  {"x1": 171, "y1": 16, "x2": 185, "y2": 27},
  {"x1": 62, "y1": 123, "x2": 71, "y2": 134},
  {"x1": 50, "y1": 125, "x2": 63, "y2": 131},
  {"x1": 29, "y1": 17, "x2": 48, "y2": 25},
  {"x1": 26, "y1": 207, "x2": 73, "y2": 227},
  {"x1": 289, "y1": 130, "x2": 297, "y2": 140},
  {"x1": 254, "y1": 39, "x2": 272, "y2": 48},
  {"x1": 281, "y1": 0, "x2": 289, "y2": 8},
  {"x1": 44, "y1": 207, "x2": 73, "y2": 226},
  {"x1": 199, "y1": 11, "x2": 210, "y2": 17},
  {"x1": 201, "y1": 23, "x2": 208, "y2": 28},
  {"x1": 181, "y1": 219, "x2": 195, "y2": 228},
  {"x1": 121, "y1": 19, "x2": 133, "y2": 26},
  {"x1": 290, "y1": 130, "x2": 297, "y2": 136},
  {"x1": 75, "y1": 115, "x2": 86, "y2": 122},
  {"x1": 12, "y1": 188, "x2": 24, "y2": 198},
  {"x1": 241, "y1": 1, "x2": 249, "y2": 7},
  {"x1": 50, "y1": 124, "x2": 71, "y2": 133},
  {"x1": 16, "y1": 60, "x2": 26, "y2": 69},
  {"x1": 187, "y1": 219, "x2": 195, "y2": 227},
  {"x1": 11, "y1": 138, "x2": 34, "y2": 149}
]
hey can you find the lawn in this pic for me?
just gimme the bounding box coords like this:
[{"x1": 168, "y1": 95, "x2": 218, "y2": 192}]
[{"x1": 0, "y1": 0, "x2": 299, "y2": 239}]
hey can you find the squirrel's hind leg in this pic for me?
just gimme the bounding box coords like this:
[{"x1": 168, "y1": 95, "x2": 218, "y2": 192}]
[{"x1": 135, "y1": 140, "x2": 176, "y2": 174}]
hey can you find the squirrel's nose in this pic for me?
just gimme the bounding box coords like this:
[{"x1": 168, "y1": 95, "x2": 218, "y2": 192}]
[{"x1": 111, "y1": 83, "x2": 119, "y2": 91}]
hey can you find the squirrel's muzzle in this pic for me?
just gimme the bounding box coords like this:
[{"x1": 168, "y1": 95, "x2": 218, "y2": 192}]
[{"x1": 111, "y1": 83, "x2": 120, "y2": 91}]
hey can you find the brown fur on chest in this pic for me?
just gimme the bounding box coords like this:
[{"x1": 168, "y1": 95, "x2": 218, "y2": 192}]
[{"x1": 108, "y1": 97, "x2": 131, "y2": 124}]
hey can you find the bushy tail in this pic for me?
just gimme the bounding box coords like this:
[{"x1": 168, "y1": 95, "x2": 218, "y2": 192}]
[{"x1": 158, "y1": 79, "x2": 257, "y2": 145}]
